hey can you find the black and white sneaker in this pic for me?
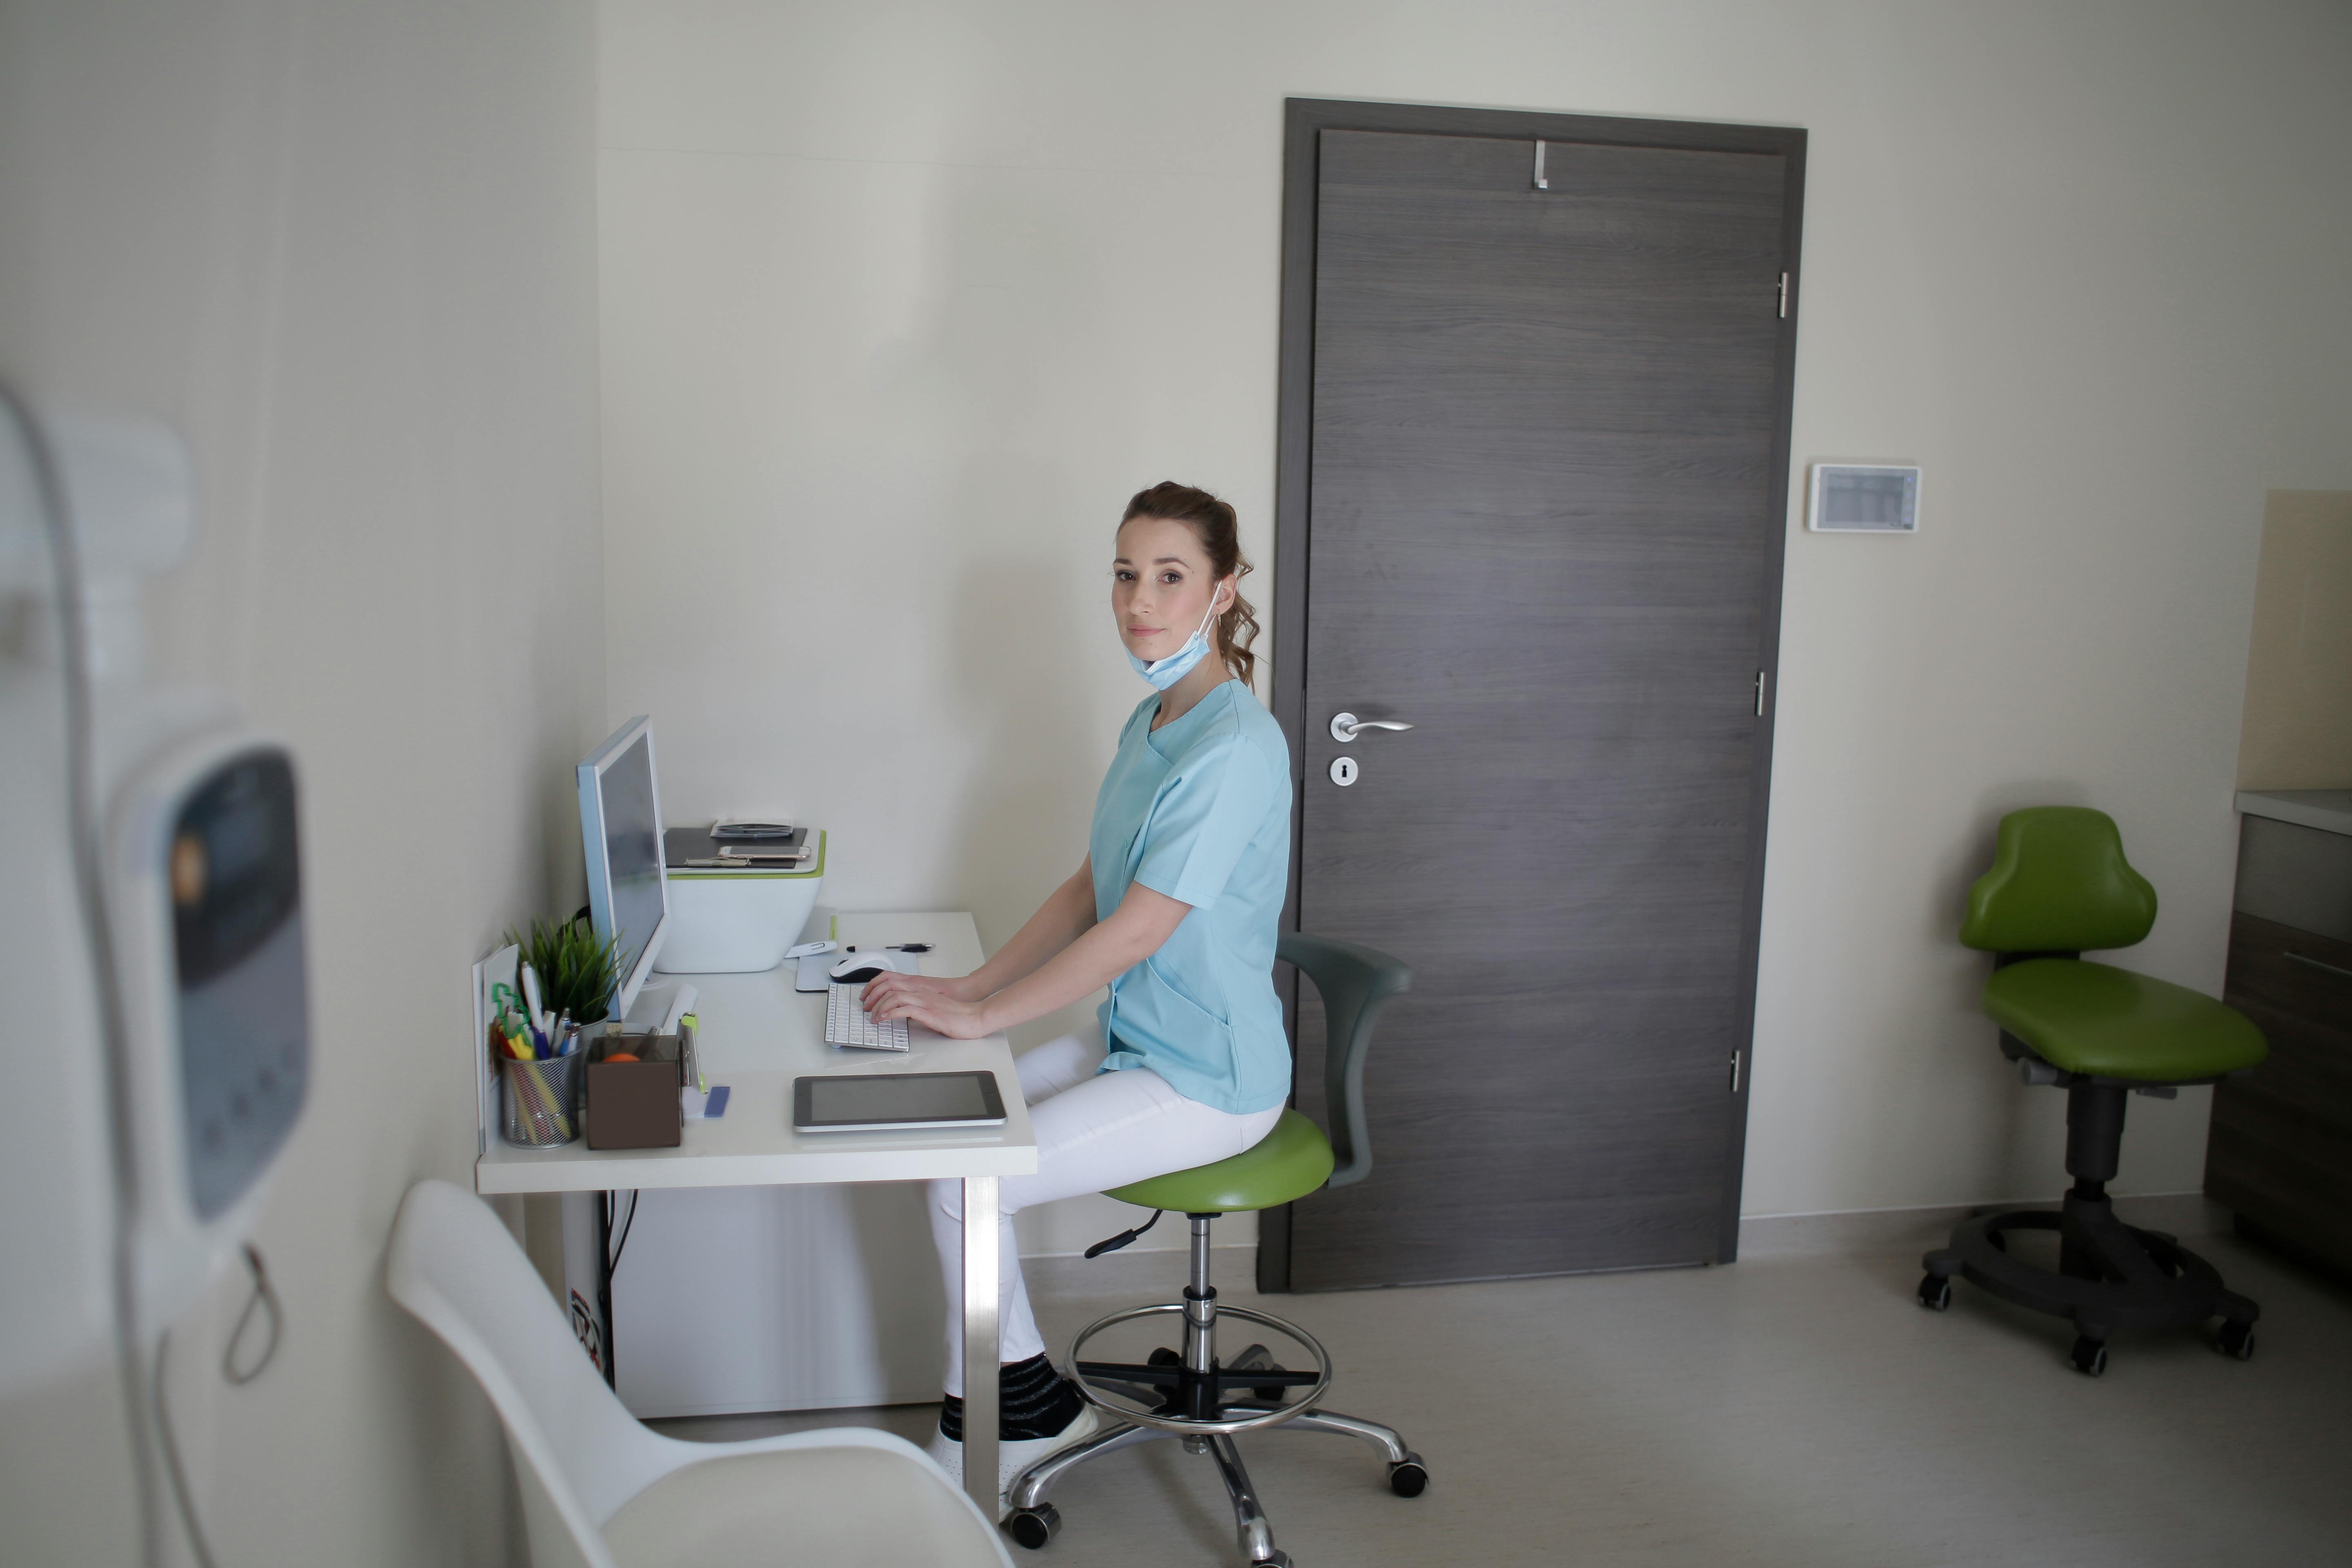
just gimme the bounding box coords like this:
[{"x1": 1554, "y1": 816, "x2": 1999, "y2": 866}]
[
  {"x1": 926, "y1": 1354, "x2": 1101, "y2": 1515},
  {"x1": 926, "y1": 1402, "x2": 1100, "y2": 1515}
]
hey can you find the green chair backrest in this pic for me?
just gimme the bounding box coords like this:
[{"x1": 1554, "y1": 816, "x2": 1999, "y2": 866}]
[
  {"x1": 1960, "y1": 806, "x2": 2158, "y2": 954},
  {"x1": 1278, "y1": 932, "x2": 1413, "y2": 1189}
]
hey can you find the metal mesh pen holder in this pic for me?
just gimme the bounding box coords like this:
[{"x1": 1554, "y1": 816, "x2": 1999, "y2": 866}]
[{"x1": 501, "y1": 1054, "x2": 584, "y2": 1147}]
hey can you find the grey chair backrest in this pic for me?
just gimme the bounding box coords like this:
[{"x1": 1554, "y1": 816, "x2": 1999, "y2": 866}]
[{"x1": 1278, "y1": 932, "x2": 1413, "y2": 1188}]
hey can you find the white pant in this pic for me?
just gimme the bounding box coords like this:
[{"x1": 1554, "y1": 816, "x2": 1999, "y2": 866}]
[{"x1": 929, "y1": 1029, "x2": 1284, "y2": 1396}]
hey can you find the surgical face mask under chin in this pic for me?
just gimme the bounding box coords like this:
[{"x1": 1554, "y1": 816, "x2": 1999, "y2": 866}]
[{"x1": 1126, "y1": 595, "x2": 1223, "y2": 691}]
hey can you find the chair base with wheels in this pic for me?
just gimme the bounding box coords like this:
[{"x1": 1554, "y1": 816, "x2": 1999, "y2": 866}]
[
  {"x1": 1928, "y1": 807, "x2": 2269, "y2": 1376},
  {"x1": 1004, "y1": 1203, "x2": 1425, "y2": 1567},
  {"x1": 1006, "y1": 934, "x2": 1420, "y2": 1567},
  {"x1": 1920, "y1": 1076, "x2": 2260, "y2": 1376}
]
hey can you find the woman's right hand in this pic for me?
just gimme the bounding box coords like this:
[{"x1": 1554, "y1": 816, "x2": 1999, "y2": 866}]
[{"x1": 860, "y1": 970, "x2": 984, "y2": 1012}]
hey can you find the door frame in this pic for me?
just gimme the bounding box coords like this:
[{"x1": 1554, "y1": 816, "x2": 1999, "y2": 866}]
[{"x1": 1262, "y1": 98, "x2": 1806, "y2": 1288}]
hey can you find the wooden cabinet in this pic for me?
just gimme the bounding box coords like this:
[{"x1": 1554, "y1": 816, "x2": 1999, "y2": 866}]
[{"x1": 2205, "y1": 911, "x2": 2352, "y2": 1274}]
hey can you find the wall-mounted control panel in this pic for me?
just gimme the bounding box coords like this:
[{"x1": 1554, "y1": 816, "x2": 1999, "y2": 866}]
[{"x1": 1809, "y1": 464, "x2": 1921, "y2": 533}]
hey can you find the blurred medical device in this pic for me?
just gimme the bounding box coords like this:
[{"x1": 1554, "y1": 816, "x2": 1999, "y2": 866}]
[{"x1": 0, "y1": 400, "x2": 311, "y2": 1392}]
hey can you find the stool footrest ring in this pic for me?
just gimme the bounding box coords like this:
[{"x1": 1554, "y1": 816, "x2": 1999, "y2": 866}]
[{"x1": 1063, "y1": 1303, "x2": 1333, "y2": 1436}]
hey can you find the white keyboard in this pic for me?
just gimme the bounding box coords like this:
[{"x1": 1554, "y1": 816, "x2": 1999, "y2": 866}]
[{"x1": 825, "y1": 983, "x2": 909, "y2": 1052}]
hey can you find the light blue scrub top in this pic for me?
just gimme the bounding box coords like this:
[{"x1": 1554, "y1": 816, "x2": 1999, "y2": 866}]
[{"x1": 1089, "y1": 680, "x2": 1293, "y2": 1116}]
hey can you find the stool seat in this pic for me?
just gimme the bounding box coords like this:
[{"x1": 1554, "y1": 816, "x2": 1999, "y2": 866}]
[
  {"x1": 1983, "y1": 958, "x2": 2267, "y2": 1082},
  {"x1": 1105, "y1": 1109, "x2": 1335, "y2": 1214}
]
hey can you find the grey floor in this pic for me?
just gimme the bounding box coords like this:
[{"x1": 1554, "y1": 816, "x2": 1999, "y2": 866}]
[{"x1": 656, "y1": 1214, "x2": 2352, "y2": 1567}]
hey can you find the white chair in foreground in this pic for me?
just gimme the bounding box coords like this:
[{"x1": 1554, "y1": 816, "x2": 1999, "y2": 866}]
[{"x1": 386, "y1": 1179, "x2": 1012, "y2": 1568}]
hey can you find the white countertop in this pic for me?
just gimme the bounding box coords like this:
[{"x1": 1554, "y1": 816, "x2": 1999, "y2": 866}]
[
  {"x1": 2236, "y1": 789, "x2": 2352, "y2": 837},
  {"x1": 474, "y1": 911, "x2": 1036, "y2": 1195}
]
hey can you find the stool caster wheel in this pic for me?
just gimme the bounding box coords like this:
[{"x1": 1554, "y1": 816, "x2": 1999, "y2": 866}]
[
  {"x1": 2216, "y1": 1320, "x2": 2256, "y2": 1361},
  {"x1": 1252, "y1": 1554, "x2": 1293, "y2": 1568},
  {"x1": 1252, "y1": 1361, "x2": 1292, "y2": 1403},
  {"x1": 1148, "y1": 1347, "x2": 1180, "y2": 1367},
  {"x1": 1004, "y1": 1503, "x2": 1060, "y2": 1550},
  {"x1": 1917, "y1": 1274, "x2": 1952, "y2": 1311},
  {"x1": 1388, "y1": 1455, "x2": 1429, "y2": 1497},
  {"x1": 2069, "y1": 1335, "x2": 2108, "y2": 1377}
]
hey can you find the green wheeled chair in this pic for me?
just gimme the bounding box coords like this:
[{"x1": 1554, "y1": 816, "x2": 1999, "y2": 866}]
[
  {"x1": 1921, "y1": 807, "x2": 2269, "y2": 1376},
  {"x1": 1002, "y1": 933, "x2": 1421, "y2": 1566}
]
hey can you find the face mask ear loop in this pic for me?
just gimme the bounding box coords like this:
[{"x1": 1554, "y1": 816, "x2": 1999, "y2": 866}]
[{"x1": 1204, "y1": 581, "x2": 1232, "y2": 661}]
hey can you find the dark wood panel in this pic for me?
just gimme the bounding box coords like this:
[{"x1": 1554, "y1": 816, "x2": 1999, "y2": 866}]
[
  {"x1": 2205, "y1": 912, "x2": 2352, "y2": 1274},
  {"x1": 1280, "y1": 114, "x2": 1795, "y2": 1291},
  {"x1": 1290, "y1": 990, "x2": 1733, "y2": 1281}
]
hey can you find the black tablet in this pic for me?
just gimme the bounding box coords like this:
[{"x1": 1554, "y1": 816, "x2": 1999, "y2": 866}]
[{"x1": 792, "y1": 1070, "x2": 1007, "y2": 1132}]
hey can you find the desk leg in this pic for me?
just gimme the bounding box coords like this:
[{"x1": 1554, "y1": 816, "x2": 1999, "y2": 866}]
[
  {"x1": 560, "y1": 1191, "x2": 610, "y2": 1386},
  {"x1": 596, "y1": 1192, "x2": 617, "y2": 1390},
  {"x1": 962, "y1": 1174, "x2": 999, "y2": 1519}
]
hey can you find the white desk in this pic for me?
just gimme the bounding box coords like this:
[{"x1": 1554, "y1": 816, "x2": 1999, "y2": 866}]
[{"x1": 474, "y1": 911, "x2": 1034, "y2": 1518}]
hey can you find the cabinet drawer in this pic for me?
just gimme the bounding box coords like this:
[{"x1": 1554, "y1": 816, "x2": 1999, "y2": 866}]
[
  {"x1": 2225, "y1": 911, "x2": 2352, "y2": 1028},
  {"x1": 2207, "y1": 913, "x2": 2352, "y2": 1273}
]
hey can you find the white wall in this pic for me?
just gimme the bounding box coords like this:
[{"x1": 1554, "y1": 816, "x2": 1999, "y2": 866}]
[
  {"x1": 598, "y1": 0, "x2": 2352, "y2": 1240},
  {"x1": 0, "y1": 2, "x2": 602, "y2": 1563}
]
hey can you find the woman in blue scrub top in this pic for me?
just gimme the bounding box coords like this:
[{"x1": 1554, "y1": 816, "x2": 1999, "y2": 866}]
[{"x1": 861, "y1": 480, "x2": 1293, "y2": 1501}]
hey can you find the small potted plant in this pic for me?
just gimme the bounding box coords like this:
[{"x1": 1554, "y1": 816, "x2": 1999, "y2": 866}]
[
  {"x1": 493, "y1": 915, "x2": 624, "y2": 1147},
  {"x1": 506, "y1": 913, "x2": 626, "y2": 1040}
]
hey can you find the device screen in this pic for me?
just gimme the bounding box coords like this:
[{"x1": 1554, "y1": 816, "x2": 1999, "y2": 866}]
[
  {"x1": 801, "y1": 1072, "x2": 1000, "y2": 1125},
  {"x1": 599, "y1": 733, "x2": 665, "y2": 982},
  {"x1": 171, "y1": 748, "x2": 309, "y2": 1218}
]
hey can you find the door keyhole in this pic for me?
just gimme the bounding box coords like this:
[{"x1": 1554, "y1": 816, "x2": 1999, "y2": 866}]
[{"x1": 1329, "y1": 756, "x2": 1359, "y2": 787}]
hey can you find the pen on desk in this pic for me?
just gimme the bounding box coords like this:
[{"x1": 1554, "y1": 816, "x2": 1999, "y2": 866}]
[{"x1": 520, "y1": 963, "x2": 550, "y2": 1038}]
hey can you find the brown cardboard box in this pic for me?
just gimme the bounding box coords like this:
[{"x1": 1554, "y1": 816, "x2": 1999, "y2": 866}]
[{"x1": 585, "y1": 1029, "x2": 685, "y2": 1149}]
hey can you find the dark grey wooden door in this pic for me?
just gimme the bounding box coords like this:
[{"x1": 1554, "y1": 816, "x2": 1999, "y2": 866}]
[{"x1": 1270, "y1": 109, "x2": 1800, "y2": 1292}]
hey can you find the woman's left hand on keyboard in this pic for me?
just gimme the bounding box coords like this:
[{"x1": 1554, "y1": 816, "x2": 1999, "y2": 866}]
[{"x1": 862, "y1": 972, "x2": 996, "y2": 1039}]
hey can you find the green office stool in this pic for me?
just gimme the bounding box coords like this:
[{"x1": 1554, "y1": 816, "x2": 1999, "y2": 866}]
[
  {"x1": 1921, "y1": 806, "x2": 2268, "y2": 1375},
  {"x1": 1002, "y1": 933, "x2": 1420, "y2": 1566}
]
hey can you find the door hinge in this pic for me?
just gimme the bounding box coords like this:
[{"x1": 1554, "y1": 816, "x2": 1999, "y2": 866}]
[
  {"x1": 1777, "y1": 272, "x2": 1789, "y2": 318},
  {"x1": 1754, "y1": 670, "x2": 1768, "y2": 716},
  {"x1": 1729, "y1": 1051, "x2": 1742, "y2": 1094}
]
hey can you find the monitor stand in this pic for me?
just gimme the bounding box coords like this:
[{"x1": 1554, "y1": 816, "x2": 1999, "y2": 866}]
[{"x1": 621, "y1": 977, "x2": 695, "y2": 1034}]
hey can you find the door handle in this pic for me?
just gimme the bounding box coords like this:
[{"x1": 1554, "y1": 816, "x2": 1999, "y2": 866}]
[{"x1": 1329, "y1": 712, "x2": 1415, "y2": 744}]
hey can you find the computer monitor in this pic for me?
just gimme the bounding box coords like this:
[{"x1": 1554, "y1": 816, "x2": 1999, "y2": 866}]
[{"x1": 577, "y1": 716, "x2": 669, "y2": 1022}]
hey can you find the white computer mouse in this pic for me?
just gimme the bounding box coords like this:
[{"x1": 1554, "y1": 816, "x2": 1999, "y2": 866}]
[{"x1": 829, "y1": 951, "x2": 894, "y2": 984}]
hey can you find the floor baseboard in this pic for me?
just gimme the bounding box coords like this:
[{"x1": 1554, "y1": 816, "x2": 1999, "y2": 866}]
[{"x1": 1016, "y1": 1196, "x2": 2232, "y2": 1301}]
